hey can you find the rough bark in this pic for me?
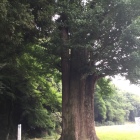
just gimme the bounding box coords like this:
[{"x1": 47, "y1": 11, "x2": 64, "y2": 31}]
[
  {"x1": 60, "y1": 23, "x2": 99, "y2": 140},
  {"x1": 61, "y1": 70, "x2": 99, "y2": 140}
]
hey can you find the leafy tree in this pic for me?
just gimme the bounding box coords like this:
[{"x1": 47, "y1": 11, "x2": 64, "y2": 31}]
[
  {"x1": 16, "y1": 45, "x2": 62, "y2": 138},
  {"x1": 0, "y1": 0, "x2": 61, "y2": 139},
  {"x1": 95, "y1": 79, "x2": 126, "y2": 124},
  {"x1": 0, "y1": 42, "x2": 62, "y2": 139},
  {"x1": 49, "y1": 0, "x2": 140, "y2": 139},
  {"x1": 94, "y1": 78, "x2": 115, "y2": 122},
  {"x1": 124, "y1": 92, "x2": 140, "y2": 121},
  {"x1": 95, "y1": 82, "x2": 140, "y2": 124},
  {"x1": 105, "y1": 92, "x2": 126, "y2": 123},
  {"x1": 1, "y1": 0, "x2": 140, "y2": 140},
  {"x1": 94, "y1": 93, "x2": 107, "y2": 122},
  {"x1": 0, "y1": 1, "x2": 35, "y2": 139}
]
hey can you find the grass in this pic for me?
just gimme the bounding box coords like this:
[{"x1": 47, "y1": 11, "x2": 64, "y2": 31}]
[
  {"x1": 31, "y1": 124, "x2": 140, "y2": 140},
  {"x1": 96, "y1": 124, "x2": 140, "y2": 140},
  {"x1": 30, "y1": 134, "x2": 60, "y2": 140}
]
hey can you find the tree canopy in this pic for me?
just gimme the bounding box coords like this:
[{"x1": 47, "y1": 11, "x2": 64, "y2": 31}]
[
  {"x1": 1, "y1": 0, "x2": 140, "y2": 140},
  {"x1": 0, "y1": 0, "x2": 61, "y2": 139},
  {"x1": 51, "y1": 0, "x2": 140, "y2": 81}
]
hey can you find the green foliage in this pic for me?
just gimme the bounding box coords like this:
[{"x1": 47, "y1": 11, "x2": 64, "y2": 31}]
[
  {"x1": 1, "y1": 0, "x2": 140, "y2": 139},
  {"x1": 52, "y1": 0, "x2": 140, "y2": 83},
  {"x1": 0, "y1": 0, "x2": 61, "y2": 139},
  {"x1": 95, "y1": 79, "x2": 140, "y2": 124},
  {"x1": 94, "y1": 93, "x2": 107, "y2": 121},
  {"x1": 0, "y1": 42, "x2": 62, "y2": 139}
]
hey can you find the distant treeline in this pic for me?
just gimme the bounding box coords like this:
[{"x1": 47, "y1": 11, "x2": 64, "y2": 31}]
[{"x1": 95, "y1": 79, "x2": 140, "y2": 125}]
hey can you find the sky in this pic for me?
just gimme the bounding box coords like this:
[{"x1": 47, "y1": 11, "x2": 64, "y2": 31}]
[{"x1": 111, "y1": 75, "x2": 140, "y2": 96}]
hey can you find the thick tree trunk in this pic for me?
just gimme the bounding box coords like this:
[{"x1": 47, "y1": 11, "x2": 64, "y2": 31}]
[
  {"x1": 61, "y1": 46, "x2": 99, "y2": 139},
  {"x1": 60, "y1": 24, "x2": 99, "y2": 139},
  {"x1": 61, "y1": 70, "x2": 99, "y2": 140}
]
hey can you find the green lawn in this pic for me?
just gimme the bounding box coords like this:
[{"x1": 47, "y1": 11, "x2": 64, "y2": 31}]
[
  {"x1": 30, "y1": 135, "x2": 60, "y2": 140},
  {"x1": 96, "y1": 124, "x2": 140, "y2": 140},
  {"x1": 31, "y1": 124, "x2": 140, "y2": 140}
]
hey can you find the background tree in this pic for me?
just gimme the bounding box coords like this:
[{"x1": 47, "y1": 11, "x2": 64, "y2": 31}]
[
  {"x1": 94, "y1": 78, "x2": 115, "y2": 122},
  {"x1": 125, "y1": 92, "x2": 140, "y2": 121},
  {"x1": 94, "y1": 81, "x2": 140, "y2": 125},
  {"x1": 94, "y1": 75, "x2": 140, "y2": 124},
  {"x1": 0, "y1": 0, "x2": 62, "y2": 139}
]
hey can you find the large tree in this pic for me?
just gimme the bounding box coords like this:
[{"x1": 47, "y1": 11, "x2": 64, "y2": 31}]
[
  {"x1": 0, "y1": 0, "x2": 59, "y2": 139},
  {"x1": 49, "y1": 0, "x2": 140, "y2": 140},
  {"x1": 1, "y1": 0, "x2": 140, "y2": 139}
]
